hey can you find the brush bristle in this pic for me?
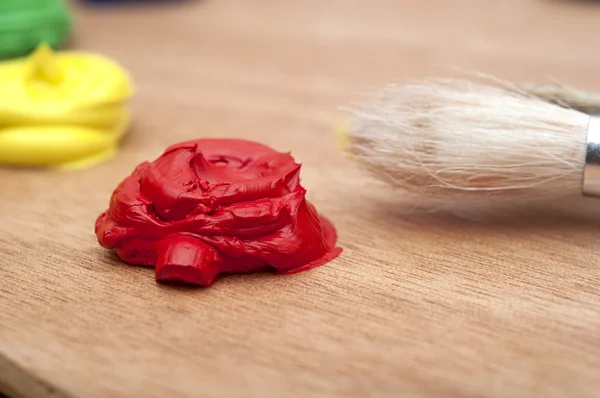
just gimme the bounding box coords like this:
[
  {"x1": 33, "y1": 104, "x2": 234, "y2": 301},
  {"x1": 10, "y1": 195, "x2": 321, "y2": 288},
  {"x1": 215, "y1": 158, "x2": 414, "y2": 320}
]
[{"x1": 342, "y1": 78, "x2": 592, "y2": 217}]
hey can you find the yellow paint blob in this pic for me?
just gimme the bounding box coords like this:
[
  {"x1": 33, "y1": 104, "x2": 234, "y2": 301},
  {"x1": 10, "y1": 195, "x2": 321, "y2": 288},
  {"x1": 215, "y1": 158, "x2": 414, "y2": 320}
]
[{"x1": 0, "y1": 43, "x2": 133, "y2": 169}]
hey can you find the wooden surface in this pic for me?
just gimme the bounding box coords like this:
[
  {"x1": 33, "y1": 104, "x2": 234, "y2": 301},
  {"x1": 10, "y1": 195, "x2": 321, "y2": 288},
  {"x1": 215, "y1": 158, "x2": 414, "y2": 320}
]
[{"x1": 2, "y1": 0, "x2": 600, "y2": 397}]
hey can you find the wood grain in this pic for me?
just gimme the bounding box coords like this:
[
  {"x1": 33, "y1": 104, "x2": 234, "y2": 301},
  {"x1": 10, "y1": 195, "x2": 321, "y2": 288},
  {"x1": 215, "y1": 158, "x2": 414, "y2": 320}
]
[{"x1": 2, "y1": 0, "x2": 600, "y2": 397}]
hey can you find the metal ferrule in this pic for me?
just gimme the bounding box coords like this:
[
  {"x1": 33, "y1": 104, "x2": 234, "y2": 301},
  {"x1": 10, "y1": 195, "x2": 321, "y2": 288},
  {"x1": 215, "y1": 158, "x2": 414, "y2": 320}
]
[{"x1": 583, "y1": 115, "x2": 600, "y2": 197}]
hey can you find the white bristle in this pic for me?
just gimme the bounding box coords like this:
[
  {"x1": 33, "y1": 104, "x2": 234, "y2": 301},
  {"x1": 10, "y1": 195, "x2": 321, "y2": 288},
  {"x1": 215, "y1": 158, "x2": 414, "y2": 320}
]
[{"x1": 342, "y1": 77, "x2": 595, "y2": 218}]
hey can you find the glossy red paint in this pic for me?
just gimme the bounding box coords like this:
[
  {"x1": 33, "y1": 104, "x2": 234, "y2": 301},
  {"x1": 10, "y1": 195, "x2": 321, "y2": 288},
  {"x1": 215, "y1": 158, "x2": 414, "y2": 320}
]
[{"x1": 95, "y1": 139, "x2": 342, "y2": 286}]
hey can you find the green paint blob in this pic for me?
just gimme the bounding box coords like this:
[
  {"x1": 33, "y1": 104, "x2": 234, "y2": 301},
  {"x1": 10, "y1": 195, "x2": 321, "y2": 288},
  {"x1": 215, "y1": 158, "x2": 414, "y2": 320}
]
[{"x1": 0, "y1": 0, "x2": 73, "y2": 59}]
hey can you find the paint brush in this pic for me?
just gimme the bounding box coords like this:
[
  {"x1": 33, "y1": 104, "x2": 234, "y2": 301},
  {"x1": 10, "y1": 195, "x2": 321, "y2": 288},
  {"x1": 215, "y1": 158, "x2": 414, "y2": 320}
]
[{"x1": 339, "y1": 77, "x2": 600, "y2": 218}]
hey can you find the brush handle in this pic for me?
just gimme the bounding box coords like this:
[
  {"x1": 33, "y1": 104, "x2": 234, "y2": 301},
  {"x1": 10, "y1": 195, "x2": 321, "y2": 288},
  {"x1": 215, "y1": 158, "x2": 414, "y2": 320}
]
[{"x1": 583, "y1": 115, "x2": 600, "y2": 197}]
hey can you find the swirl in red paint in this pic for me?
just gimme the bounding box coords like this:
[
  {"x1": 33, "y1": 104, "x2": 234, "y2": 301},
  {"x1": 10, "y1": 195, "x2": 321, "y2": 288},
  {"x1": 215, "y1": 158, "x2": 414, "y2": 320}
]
[{"x1": 94, "y1": 139, "x2": 342, "y2": 286}]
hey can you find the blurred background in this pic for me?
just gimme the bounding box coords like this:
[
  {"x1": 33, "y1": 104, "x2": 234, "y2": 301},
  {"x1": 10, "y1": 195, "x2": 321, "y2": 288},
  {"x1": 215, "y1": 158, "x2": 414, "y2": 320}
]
[{"x1": 60, "y1": 0, "x2": 600, "y2": 166}]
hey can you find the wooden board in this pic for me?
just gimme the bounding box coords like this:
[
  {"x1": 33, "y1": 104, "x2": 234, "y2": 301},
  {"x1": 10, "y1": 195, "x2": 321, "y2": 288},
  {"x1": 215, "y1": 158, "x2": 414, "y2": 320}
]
[{"x1": 2, "y1": 0, "x2": 600, "y2": 397}]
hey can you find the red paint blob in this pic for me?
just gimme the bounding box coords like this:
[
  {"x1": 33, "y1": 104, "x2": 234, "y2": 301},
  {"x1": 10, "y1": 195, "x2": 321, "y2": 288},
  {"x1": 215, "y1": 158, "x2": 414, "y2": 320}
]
[{"x1": 94, "y1": 138, "x2": 342, "y2": 286}]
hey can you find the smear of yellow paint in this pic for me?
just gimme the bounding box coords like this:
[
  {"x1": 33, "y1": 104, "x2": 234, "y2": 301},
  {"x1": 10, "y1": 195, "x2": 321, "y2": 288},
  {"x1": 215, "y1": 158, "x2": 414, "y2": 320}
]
[{"x1": 333, "y1": 123, "x2": 349, "y2": 152}]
